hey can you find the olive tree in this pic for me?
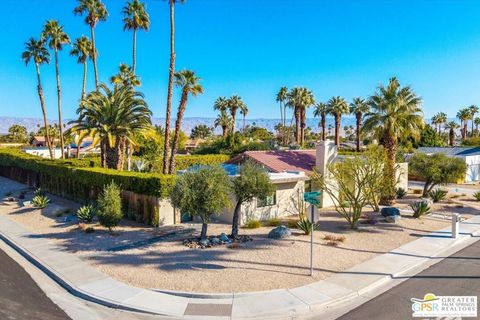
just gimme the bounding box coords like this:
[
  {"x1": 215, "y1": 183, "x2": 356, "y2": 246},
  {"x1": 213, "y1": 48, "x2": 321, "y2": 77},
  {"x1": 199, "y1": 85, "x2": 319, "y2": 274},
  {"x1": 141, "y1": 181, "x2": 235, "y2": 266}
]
[
  {"x1": 409, "y1": 152, "x2": 467, "y2": 196},
  {"x1": 231, "y1": 161, "x2": 274, "y2": 238},
  {"x1": 170, "y1": 166, "x2": 231, "y2": 239}
]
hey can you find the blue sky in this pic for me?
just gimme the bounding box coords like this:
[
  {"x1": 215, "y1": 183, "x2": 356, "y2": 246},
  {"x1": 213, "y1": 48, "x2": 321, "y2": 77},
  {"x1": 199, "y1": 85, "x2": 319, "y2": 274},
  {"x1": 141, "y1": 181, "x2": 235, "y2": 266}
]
[{"x1": 2, "y1": 0, "x2": 480, "y2": 120}]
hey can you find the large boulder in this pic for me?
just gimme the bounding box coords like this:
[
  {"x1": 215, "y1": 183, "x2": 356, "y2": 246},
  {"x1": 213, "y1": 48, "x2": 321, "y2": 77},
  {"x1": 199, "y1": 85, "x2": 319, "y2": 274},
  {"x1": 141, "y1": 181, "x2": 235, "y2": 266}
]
[
  {"x1": 268, "y1": 226, "x2": 291, "y2": 239},
  {"x1": 385, "y1": 215, "x2": 401, "y2": 223},
  {"x1": 381, "y1": 207, "x2": 400, "y2": 217}
]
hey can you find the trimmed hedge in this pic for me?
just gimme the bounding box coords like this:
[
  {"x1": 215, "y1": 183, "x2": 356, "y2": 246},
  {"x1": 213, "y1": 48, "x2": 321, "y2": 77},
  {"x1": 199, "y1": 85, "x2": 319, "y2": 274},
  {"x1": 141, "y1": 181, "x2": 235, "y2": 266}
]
[
  {"x1": 0, "y1": 148, "x2": 176, "y2": 198},
  {"x1": 174, "y1": 154, "x2": 230, "y2": 170}
]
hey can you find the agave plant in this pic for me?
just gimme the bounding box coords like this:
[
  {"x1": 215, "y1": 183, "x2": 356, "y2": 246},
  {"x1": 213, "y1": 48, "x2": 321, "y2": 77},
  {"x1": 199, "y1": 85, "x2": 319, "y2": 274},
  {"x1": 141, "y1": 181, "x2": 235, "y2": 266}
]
[
  {"x1": 34, "y1": 188, "x2": 46, "y2": 197},
  {"x1": 396, "y1": 188, "x2": 407, "y2": 199},
  {"x1": 410, "y1": 201, "x2": 431, "y2": 218},
  {"x1": 429, "y1": 189, "x2": 448, "y2": 203},
  {"x1": 132, "y1": 159, "x2": 149, "y2": 172},
  {"x1": 473, "y1": 191, "x2": 480, "y2": 201},
  {"x1": 76, "y1": 204, "x2": 95, "y2": 222},
  {"x1": 297, "y1": 218, "x2": 319, "y2": 235},
  {"x1": 32, "y1": 195, "x2": 50, "y2": 208}
]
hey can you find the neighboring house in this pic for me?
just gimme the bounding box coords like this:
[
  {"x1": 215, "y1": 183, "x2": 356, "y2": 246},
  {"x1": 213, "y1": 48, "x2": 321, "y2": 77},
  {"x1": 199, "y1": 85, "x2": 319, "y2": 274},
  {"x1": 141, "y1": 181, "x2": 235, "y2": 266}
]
[
  {"x1": 183, "y1": 138, "x2": 205, "y2": 154},
  {"x1": 417, "y1": 147, "x2": 480, "y2": 183},
  {"x1": 24, "y1": 148, "x2": 63, "y2": 159},
  {"x1": 31, "y1": 136, "x2": 59, "y2": 147}
]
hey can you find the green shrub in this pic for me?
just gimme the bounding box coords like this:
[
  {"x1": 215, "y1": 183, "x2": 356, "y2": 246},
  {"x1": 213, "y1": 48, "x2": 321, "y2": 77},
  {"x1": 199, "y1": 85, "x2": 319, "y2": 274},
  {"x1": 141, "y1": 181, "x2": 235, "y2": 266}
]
[
  {"x1": 97, "y1": 182, "x2": 123, "y2": 231},
  {"x1": 474, "y1": 191, "x2": 480, "y2": 201},
  {"x1": 429, "y1": 189, "x2": 447, "y2": 203},
  {"x1": 76, "y1": 204, "x2": 95, "y2": 223},
  {"x1": 266, "y1": 217, "x2": 281, "y2": 227},
  {"x1": 410, "y1": 201, "x2": 431, "y2": 218},
  {"x1": 244, "y1": 219, "x2": 261, "y2": 229},
  {"x1": 297, "y1": 218, "x2": 318, "y2": 235},
  {"x1": 32, "y1": 195, "x2": 50, "y2": 208},
  {"x1": 396, "y1": 188, "x2": 407, "y2": 199}
]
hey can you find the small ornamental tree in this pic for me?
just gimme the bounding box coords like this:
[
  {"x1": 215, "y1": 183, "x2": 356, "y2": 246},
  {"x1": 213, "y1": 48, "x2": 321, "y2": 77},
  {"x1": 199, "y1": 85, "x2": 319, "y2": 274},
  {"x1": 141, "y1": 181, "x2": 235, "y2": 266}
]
[
  {"x1": 409, "y1": 152, "x2": 467, "y2": 196},
  {"x1": 170, "y1": 166, "x2": 231, "y2": 239},
  {"x1": 97, "y1": 181, "x2": 123, "y2": 232},
  {"x1": 231, "y1": 161, "x2": 275, "y2": 238}
]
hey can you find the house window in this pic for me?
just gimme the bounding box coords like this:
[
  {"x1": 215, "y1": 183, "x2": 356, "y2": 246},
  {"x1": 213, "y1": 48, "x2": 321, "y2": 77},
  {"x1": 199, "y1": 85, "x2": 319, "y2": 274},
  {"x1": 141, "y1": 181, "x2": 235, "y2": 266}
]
[{"x1": 257, "y1": 190, "x2": 276, "y2": 207}]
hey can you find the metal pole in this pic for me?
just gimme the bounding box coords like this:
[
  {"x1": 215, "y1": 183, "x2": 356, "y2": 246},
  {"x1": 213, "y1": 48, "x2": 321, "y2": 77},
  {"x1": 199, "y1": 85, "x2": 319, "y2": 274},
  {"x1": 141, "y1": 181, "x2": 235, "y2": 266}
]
[{"x1": 310, "y1": 204, "x2": 314, "y2": 276}]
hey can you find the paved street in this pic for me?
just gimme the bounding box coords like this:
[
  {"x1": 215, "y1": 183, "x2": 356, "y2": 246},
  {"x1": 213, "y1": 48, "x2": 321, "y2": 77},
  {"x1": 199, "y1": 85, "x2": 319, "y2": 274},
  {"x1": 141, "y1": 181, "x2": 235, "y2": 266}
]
[
  {"x1": 338, "y1": 239, "x2": 480, "y2": 320},
  {"x1": 0, "y1": 248, "x2": 70, "y2": 320}
]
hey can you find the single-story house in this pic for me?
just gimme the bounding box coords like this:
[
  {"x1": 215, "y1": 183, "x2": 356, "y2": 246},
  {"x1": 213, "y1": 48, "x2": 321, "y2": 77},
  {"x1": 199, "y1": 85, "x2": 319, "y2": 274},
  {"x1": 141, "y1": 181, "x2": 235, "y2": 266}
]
[
  {"x1": 417, "y1": 147, "x2": 480, "y2": 183},
  {"x1": 184, "y1": 138, "x2": 205, "y2": 153},
  {"x1": 31, "y1": 136, "x2": 59, "y2": 148}
]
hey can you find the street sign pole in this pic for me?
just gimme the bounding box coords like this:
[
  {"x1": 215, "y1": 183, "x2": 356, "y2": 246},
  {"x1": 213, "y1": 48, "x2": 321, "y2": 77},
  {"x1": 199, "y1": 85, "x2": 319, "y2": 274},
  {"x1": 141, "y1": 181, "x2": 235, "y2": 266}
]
[
  {"x1": 304, "y1": 191, "x2": 321, "y2": 277},
  {"x1": 310, "y1": 203, "x2": 314, "y2": 276}
]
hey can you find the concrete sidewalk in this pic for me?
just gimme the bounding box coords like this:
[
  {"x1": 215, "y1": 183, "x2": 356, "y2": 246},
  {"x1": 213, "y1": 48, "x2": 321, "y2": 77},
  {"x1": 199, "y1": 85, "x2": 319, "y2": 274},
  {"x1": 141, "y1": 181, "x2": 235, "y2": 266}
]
[{"x1": 1, "y1": 215, "x2": 480, "y2": 320}]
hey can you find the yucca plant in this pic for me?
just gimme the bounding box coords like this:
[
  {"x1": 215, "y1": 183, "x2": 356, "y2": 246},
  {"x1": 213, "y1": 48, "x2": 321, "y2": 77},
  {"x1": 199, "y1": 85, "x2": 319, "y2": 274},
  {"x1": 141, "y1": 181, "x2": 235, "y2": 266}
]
[
  {"x1": 410, "y1": 201, "x2": 431, "y2": 218},
  {"x1": 34, "y1": 188, "x2": 46, "y2": 197},
  {"x1": 76, "y1": 204, "x2": 95, "y2": 222},
  {"x1": 396, "y1": 188, "x2": 407, "y2": 199},
  {"x1": 429, "y1": 189, "x2": 448, "y2": 203},
  {"x1": 473, "y1": 191, "x2": 480, "y2": 201},
  {"x1": 297, "y1": 218, "x2": 319, "y2": 235},
  {"x1": 32, "y1": 195, "x2": 50, "y2": 208}
]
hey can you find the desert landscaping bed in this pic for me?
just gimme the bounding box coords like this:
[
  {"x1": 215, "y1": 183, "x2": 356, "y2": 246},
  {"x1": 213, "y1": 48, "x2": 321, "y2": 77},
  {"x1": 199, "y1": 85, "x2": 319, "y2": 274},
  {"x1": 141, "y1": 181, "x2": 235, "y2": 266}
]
[{"x1": 0, "y1": 176, "x2": 479, "y2": 293}]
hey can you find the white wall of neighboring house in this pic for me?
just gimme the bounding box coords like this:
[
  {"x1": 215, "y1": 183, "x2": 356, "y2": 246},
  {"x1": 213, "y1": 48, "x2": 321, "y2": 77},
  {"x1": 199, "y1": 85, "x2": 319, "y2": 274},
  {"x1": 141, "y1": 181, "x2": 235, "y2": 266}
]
[
  {"x1": 24, "y1": 148, "x2": 63, "y2": 159},
  {"x1": 464, "y1": 155, "x2": 480, "y2": 183}
]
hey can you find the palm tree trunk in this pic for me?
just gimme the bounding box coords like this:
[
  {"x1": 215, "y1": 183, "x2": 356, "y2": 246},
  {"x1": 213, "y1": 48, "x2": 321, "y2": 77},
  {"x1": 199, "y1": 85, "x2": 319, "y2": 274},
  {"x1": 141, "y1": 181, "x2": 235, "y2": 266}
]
[
  {"x1": 472, "y1": 119, "x2": 475, "y2": 138},
  {"x1": 132, "y1": 29, "x2": 137, "y2": 74},
  {"x1": 243, "y1": 115, "x2": 246, "y2": 132},
  {"x1": 321, "y1": 113, "x2": 326, "y2": 141},
  {"x1": 222, "y1": 126, "x2": 227, "y2": 137},
  {"x1": 449, "y1": 129, "x2": 454, "y2": 147},
  {"x1": 81, "y1": 61, "x2": 87, "y2": 100},
  {"x1": 356, "y1": 113, "x2": 362, "y2": 152},
  {"x1": 163, "y1": 1, "x2": 176, "y2": 174},
  {"x1": 334, "y1": 114, "x2": 341, "y2": 146},
  {"x1": 35, "y1": 64, "x2": 54, "y2": 160},
  {"x1": 169, "y1": 92, "x2": 188, "y2": 174},
  {"x1": 294, "y1": 107, "x2": 300, "y2": 144},
  {"x1": 231, "y1": 112, "x2": 237, "y2": 134},
  {"x1": 283, "y1": 105, "x2": 287, "y2": 127},
  {"x1": 382, "y1": 132, "x2": 397, "y2": 205},
  {"x1": 90, "y1": 26, "x2": 99, "y2": 88},
  {"x1": 54, "y1": 50, "x2": 65, "y2": 159},
  {"x1": 464, "y1": 122, "x2": 468, "y2": 140},
  {"x1": 231, "y1": 200, "x2": 242, "y2": 238},
  {"x1": 300, "y1": 108, "x2": 306, "y2": 146}
]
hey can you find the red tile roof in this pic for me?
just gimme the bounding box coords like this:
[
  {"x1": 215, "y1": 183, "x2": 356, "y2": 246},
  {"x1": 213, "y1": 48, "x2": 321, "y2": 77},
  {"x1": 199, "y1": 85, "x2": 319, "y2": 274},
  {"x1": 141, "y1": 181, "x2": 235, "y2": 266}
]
[{"x1": 228, "y1": 150, "x2": 316, "y2": 175}]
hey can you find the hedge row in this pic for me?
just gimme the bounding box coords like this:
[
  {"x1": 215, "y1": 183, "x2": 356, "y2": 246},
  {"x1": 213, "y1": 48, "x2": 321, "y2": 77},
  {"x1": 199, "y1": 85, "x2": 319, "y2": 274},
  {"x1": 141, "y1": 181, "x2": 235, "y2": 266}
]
[{"x1": 0, "y1": 148, "x2": 176, "y2": 198}]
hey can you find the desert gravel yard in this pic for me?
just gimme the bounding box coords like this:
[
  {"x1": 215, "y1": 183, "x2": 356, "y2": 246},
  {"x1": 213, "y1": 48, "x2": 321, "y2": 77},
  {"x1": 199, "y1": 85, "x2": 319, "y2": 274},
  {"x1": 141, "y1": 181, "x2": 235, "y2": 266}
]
[{"x1": 0, "y1": 176, "x2": 479, "y2": 293}]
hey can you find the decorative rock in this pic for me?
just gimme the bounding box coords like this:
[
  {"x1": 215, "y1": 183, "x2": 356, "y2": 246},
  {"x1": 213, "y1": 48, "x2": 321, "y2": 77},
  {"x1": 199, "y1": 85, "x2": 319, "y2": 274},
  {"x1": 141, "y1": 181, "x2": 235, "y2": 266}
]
[
  {"x1": 268, "y1": 225, "x2": 291, "y2": 239},
  {"x1": 381, "y1": 207, "x2": 400, "y2": 217},
  {"x1": 199, "y1": 239, "x2": 210, "y2": 247},
  {"x1": 385, "y1": 215, "x2": 401, "y2": 223},
  {"x1": 210, "y1": 237, "x2": 221, "y2": 245},
  {"x1": 219, "y1": 233, "x2": 229, "y2": 242},
  {"x1": 22, "y1": 201, "x2": 32, "y2": 207}
]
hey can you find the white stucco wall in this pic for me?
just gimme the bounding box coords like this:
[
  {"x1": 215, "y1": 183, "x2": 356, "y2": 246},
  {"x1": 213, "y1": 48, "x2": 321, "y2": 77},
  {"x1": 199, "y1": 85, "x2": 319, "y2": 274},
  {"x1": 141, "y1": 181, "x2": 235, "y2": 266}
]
[{"x1": 465, "y1": 155, "x2": 480, "y2": 182}]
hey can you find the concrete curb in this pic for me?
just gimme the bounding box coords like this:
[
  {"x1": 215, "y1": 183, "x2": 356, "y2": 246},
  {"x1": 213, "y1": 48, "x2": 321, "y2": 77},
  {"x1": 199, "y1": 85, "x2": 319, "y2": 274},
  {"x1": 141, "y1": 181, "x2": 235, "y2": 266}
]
[{"x1": 1, "y1": 213, "x2": 480, "y2": 319}]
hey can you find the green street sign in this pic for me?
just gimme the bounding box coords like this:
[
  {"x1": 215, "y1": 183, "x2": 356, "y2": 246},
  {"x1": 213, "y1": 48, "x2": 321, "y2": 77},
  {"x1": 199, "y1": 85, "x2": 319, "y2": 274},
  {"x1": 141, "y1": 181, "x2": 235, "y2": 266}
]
[{"x1": 304, "y1": 191, "x2": 321, "y2": 205}]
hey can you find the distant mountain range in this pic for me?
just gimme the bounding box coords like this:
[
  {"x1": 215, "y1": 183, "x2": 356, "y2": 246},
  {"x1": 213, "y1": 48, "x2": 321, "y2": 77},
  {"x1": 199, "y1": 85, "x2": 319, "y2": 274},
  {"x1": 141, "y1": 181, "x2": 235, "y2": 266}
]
[{"x1": 0, "y1": 116, "x2": 361, "y2": 135}]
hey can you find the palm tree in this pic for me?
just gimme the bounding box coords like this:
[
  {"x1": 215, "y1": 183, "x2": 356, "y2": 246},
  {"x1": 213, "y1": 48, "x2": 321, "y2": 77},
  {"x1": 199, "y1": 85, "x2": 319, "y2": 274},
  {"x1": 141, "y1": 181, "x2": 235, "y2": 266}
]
[
  {"x1": 457, "y1": 108, "x2": 470, "y2": 140},
  {"x1": 41, "y1": 20, "x2": 71, "y2": 159},
  {"x1": 431, "y1": 114, "x2": 440, "y2": 133},
  {"x1": 73, "y1": 0, "x2": 108, "y2": 89},
  {"x1": 110, "y1": 63, "x2": 141, "y2": 87},
  {"x1": 214, "y1": 96, "x2": 228, "y2": 113},
  {"x1": 22, "y1": 38, "x2": 54, "y2": 160},
  {"x1": 70, "y1": 36, "x2": 94, "y2": 100},
  {"x1": 122, "y1": 0, "x2": 150, "y2": 74},
  {"x1": 227, "y1": 95, "x2": 247, "y2": 134},
  {"x1": 445, "y1": 121, "x2": 459, "y2": 146},
  {"x1": 469, "y1": 105, "x2": 478, "y2": 137},
  {"x1": 215, "y1": 110, "x2": 232, "y2": 138},
  {"x1": 168, "y1": 70, "x2": 203, "y2": 173},
  {"x1": 349, "y1": 97, "x2": 369, "y2": 151},
  {"x1": 313, "y1": 103, "x2": 328, "y2": 141},
  {"x1": 475, "y1": 117, "x2": 480, "y2": 136},
  {"x1": 276, "y1": 86, "x2": 288, "y2": 126},
  {"x1": 163, "y1": 0, "x2": 186, "y2": 174},
  {"x1": 70, "y1": 84, "x2": 152, "y2": 169},
  {"x1": 287, "y1": 87, "x2": 315, "y2": 145},
  {"x1": 363, "y1": 77, "x2": 424, "y2": 205},
  {"x1": 240, "y1": 105, "x2": 249, "y2": 132},
  {"x1": 327, "y1": 96, "x2": 349, "y2": 146},
  {"x1": 436, "y1": 112, "x2": 447, "y2": 134}
]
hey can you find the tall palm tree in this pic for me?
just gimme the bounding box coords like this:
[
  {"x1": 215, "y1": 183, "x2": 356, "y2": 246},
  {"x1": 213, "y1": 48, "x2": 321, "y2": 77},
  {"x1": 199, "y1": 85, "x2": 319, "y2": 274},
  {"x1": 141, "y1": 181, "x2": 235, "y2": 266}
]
[
  {"x1": 22, "y1": 38, "x2": 54, "y2": 160},
  {"x1": 276, "y1": 86, "x2": 288, "y2": 126},
  {"x1": 436, "y1": 112, "x2": 447, "y2": 134},
  {"x1": 163, "y1": 0, "x2": 186, "y2": 174},
  {"x1": 431, "y1": 114, "x2": 440, "y2": 133},
  {"x1": 364, "y1": 77, "x2": 424, "y2": 205},
  {"x1": 110, "y1": 63, "x2": 141, "y2": 87},
  {"x1": 445, "y1": 121, "x2": 459, "y2": 146},
  {"x1": 327, "y1": 96, "x2": 349, "y2": 146},
  {"x1": 314, "y1": 102, "x2": 328, "y2": 141},
  {"x1": 469, "y1": 105, "x2": 478, "y2": 137},
  {"x1": 227, "y1": 95, "x2": 246, "y2": 134},
  {"x1": 41, "y1": 20, "x2": 71, "y2": 159},
  {"x1": 457, "y1": 108, "x2": 470, "y2": 140},
  {"x1": 122, "y1": 0, "x2": 150, "y2": 74},
  {"x1": 73, "y1": 0, "x2": 108, "y2": 89},
  {"x1": 70, "y1": 84, "x2": 152, "y2": 169},
  {"x1": 287, "y1": 87, "x2": 315, "y2": 145},
  {"x1": 215, "y1": 110, "x2": 232, "y2": 138},
  {"x1": 240, "y1": 105, "x2": 249, "y2": 132},
  {"x1": 349, "y1": 97, "x2": 369, "y2": 152},
  {"x1": 213, "y1": 96, "x2": 228, "y2": 113},
  {"x1": 70, "y1": 36, "x2": 94, "y2": 100},
  {"x1": 475, "y1": 117, "x2": 480, "y2": 136},
  {"x1": 168, "y1": 70, "x2": 203, "y2": 173}
]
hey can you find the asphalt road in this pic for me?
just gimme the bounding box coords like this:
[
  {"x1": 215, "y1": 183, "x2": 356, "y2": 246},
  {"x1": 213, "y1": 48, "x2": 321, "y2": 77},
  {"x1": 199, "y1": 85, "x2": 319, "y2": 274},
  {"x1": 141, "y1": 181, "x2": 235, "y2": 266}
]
[
  {"x1": 0, "y1": 248, "x2": 70, "y2": 320},
  {"x1": 338, "y1": 239, "x2": 480, "y2": 320}
]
